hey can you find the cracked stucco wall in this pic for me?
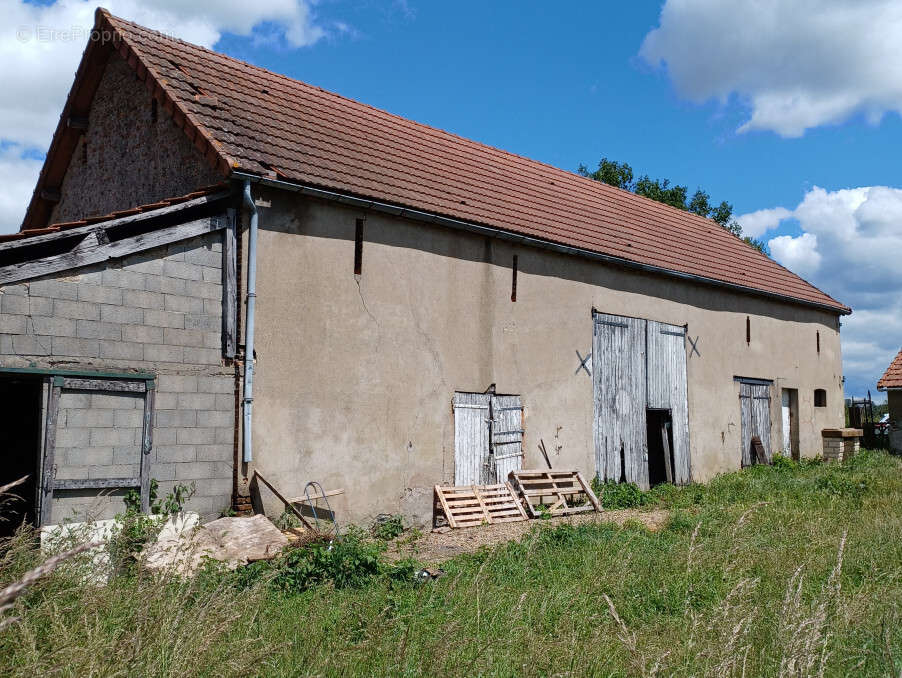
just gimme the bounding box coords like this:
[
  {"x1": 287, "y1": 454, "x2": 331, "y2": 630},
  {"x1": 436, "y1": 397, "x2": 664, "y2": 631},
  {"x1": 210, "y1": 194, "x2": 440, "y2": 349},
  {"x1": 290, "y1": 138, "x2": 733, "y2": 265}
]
[
  {"x1": 49, "y1": 52, "x2": 221, "y2": 225},
  {"x1": 242, "y1": 189, "x2": 845, "y2": 528}
]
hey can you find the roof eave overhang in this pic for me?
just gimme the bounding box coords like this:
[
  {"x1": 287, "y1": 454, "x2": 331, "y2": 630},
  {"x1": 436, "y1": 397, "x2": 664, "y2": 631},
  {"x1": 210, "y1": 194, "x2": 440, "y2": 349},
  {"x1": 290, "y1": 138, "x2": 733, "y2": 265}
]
[{"x1": 232, "y1": 171, "x2": 852, "y2": 317}]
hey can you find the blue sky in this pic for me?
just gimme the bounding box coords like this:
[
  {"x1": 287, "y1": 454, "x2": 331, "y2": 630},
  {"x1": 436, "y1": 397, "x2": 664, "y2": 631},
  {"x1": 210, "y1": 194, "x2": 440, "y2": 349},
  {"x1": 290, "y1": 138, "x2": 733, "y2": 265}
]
[{"x1": 2, "y1": 1, "x2": 901, "y2": 398}]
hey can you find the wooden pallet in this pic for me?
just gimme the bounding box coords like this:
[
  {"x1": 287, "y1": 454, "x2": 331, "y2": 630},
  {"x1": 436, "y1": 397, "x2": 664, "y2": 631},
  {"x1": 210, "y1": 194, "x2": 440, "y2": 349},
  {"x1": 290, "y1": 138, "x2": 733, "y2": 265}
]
[
  {"x1": 434, "y1": 483, "x2": 529, "y2": 528},
  {"x1": 508, "y1": 470, "x2": 601, "y2": 518}
]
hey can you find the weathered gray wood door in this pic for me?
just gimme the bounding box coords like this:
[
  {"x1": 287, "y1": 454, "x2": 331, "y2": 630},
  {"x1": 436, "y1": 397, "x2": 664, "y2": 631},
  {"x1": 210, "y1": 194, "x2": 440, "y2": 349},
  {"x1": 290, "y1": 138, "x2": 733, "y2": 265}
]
[
  {"x1": 593, "y1": 313, "x2": 649, "y2": 488},
  {"x1": 646, "y1": 320, "x2": 691, "y2": 484},
  {"x1": 453, "y1": 392, "x2": 491, "y2": 485},
  {"x1": 491, "y1": 394, "x2": 523, "y2": 482},
  {"x1": 739, "y1": 381, "x2": 772, "y2": 465}
]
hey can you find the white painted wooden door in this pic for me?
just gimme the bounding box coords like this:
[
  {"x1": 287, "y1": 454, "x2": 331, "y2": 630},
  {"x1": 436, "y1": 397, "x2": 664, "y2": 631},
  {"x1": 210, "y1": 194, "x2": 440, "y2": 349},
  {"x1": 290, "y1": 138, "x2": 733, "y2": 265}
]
[
  {"x1": 453, "y1": 392, "x2": 491, "y2": 485},
  {"x1": 781, "y1": 389, "x2": 791, "y2": 454}
]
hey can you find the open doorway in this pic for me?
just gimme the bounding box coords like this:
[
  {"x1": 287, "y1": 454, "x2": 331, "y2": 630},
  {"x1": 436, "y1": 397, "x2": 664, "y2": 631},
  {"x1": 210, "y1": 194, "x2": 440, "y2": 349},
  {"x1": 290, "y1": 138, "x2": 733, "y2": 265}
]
[
  {"x1": 781, "y1": 388, "x2": 800, "y2": 460},
  {"x1": 646, "y1": 409, "x2": 674, "y2": 486},
  {"x1": 0, "y1": 374, "x2": 43, "y2": 537}
]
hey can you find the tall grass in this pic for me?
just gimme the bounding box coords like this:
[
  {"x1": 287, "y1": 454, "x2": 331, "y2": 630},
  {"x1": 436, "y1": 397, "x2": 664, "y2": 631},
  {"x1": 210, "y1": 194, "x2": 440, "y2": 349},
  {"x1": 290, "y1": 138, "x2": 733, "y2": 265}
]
[{"x1": 2, "y1": 450, "x2": 901, "y2": 677}]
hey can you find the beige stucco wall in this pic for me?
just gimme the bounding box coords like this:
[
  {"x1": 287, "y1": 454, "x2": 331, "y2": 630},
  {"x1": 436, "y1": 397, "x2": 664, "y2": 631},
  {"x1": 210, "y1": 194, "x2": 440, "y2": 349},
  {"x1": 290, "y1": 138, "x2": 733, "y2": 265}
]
[{"x1": 242, "y1": 190, "x2": 845, "y2": 526}]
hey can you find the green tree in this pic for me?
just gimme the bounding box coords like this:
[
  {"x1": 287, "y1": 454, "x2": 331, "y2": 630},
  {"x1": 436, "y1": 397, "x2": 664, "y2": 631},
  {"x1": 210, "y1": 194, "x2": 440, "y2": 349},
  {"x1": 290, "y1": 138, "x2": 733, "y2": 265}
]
[{"x1": 579, "y1": 157, "x2": 769, "y2": 255}]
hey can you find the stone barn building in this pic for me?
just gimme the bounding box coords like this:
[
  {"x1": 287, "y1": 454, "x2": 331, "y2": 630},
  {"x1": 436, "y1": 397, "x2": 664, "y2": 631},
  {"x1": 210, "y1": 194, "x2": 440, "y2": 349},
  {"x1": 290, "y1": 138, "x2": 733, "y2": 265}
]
[{"x1": 0, "y1": 10, "x2": 850, "y2": 528}]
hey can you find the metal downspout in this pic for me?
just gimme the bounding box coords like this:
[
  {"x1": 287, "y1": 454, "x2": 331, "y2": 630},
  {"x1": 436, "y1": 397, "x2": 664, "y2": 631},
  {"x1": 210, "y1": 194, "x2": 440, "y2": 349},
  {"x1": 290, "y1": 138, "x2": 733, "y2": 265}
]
[{"x1": 242, "y1": 180, "x2": 258, "y2": 463}]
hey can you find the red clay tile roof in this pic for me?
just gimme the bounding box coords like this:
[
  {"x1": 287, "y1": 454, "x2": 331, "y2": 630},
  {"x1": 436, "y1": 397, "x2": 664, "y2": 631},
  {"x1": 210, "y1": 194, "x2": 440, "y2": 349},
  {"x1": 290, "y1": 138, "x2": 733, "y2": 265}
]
[
  {"x1": 23, "y1": 9, "x2": 850, "y2": 314},
  {"x1": 878, "y1": 349, "x2": 902, "y2": 389},
  {"x1": 2, "y1": 183, "x2": 228, "y2": 243}
]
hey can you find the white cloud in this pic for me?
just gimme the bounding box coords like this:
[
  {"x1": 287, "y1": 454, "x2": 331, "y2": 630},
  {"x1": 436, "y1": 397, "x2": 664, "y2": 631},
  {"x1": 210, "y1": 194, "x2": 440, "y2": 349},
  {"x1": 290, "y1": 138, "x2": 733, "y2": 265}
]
[
  {"x1": 640, "y1": 0, "x2": 902, "y2": 137},
  {"x1": 736, "y1": 206, "x2": 792, "y2": 238},
  {"x1": 0, "y1": 0, "x2": 328, "y2": 233},
  {"x1": 752, "y1": 185, "x2": 902, "y2": 396}
]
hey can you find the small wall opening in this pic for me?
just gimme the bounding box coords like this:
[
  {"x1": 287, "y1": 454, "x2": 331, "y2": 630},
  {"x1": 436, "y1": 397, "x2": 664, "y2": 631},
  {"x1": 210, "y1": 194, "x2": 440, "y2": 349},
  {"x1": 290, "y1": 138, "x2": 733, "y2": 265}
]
[
  {"x1": 645, "y1": 409, "x2": 674, "y2": 486},
  {"x1": 0, "y1": 374, "x2": 43, "y2": 537},
  {"x1": 814, "y1": 389, "x2": 827, "y2": 408}
]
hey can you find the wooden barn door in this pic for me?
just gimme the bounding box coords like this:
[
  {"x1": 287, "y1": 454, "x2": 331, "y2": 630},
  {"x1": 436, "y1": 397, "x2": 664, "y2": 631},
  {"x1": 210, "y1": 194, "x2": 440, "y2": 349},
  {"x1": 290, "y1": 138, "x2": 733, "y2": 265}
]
[
  {"x1": 453, "y1": 392, "x2": 491, "y2": 485},
  {"x1": 593, "y1": 313, "x2": 649, "y2": 488},
  {"x1": 739, "y1": 380, "x2": 772, "y2": 466},
  {"x1": 646, "y1": 321, "x2": 691, "y2": 484},
  {"x1": 490, "y1": 395, "x2": 523, "y2": 481}
]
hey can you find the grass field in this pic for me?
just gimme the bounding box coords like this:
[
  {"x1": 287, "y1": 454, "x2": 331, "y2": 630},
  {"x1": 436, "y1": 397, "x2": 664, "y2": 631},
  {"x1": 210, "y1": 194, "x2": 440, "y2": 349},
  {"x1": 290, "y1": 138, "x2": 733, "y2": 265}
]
[{"x1": 2, "y1": 450, "x2": 901, "y2": 677}]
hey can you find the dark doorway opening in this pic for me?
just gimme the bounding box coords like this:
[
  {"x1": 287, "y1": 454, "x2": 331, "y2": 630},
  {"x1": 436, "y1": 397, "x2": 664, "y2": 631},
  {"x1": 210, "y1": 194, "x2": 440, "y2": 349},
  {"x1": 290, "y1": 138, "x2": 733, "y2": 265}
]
[
  {"x1": 646, "y1": 409, "x2": 674, "y2": 486},
  {"x1": 0, "y1": 375, "x2": 43, "y2": 537}
]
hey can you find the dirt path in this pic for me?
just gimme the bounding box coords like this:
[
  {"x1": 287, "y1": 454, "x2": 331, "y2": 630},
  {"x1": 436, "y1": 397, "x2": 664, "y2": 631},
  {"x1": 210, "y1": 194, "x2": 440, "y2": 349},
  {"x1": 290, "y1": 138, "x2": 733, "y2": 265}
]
[{"x1": 386, "y1": 508, "x2": 670, "y2": 564}]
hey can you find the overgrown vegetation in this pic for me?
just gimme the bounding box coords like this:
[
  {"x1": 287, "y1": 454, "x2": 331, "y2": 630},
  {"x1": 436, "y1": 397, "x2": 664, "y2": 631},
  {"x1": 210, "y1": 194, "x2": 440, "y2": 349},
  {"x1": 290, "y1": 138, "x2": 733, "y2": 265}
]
[{"x1": 2, "y1": 451, "x2": 901, "y2": 676}]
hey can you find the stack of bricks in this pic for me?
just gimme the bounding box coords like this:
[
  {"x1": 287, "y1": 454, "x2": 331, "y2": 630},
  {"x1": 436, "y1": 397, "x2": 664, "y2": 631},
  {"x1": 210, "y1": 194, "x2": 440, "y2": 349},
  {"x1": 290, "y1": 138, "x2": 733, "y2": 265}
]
[{"x1": 821, "y1": 428, "x2": 862, "y2": 462}]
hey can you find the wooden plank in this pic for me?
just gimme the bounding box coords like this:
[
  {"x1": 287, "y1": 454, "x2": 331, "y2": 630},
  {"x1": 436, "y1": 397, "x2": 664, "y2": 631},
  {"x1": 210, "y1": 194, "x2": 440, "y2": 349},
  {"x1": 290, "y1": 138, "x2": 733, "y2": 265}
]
[
  {"x1": 0, "y1": 191, "x2": 231, "y2": 253},
  {"x1": 39, "y1": 380, "x2": 62, "y2": 526},
  {"x1": 471, "y1": 485, "x2": 492, "y2": 524},
  {"x1": 0, "y1": 215, "x2": 228, "y2": 286},
  {"x1": 575, "y1": 472, "x2": 602, "y2": 512},
  {"x1": 254, "y1": 470, "x2": 314, "y2": 530},
  {"x1": 61, "y1": 377, "x2": 146, "y2": 392},
  {"x1": 286, "y1": 488, "x2": 344, "y2": 504},
  {"x1": 661, "y1": 423, "x2": 673, "y2": 484},
  {"x1": 139, "y1": 385, "x2": 155, "y2": 513},
  {"x1": 435, "y1": 485, "x2": 457, "y2": 528},
  {"x1": 53, "y1": 477, "x2": 140, "y2": 490},
  {"x1": 222, "y1": 208, "x2": 238, "y2": 358}
]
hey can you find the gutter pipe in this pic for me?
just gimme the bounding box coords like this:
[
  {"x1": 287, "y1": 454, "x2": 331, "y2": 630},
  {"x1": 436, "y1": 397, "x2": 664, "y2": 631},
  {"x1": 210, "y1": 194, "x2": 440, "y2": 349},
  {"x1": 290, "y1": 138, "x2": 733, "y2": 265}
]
[{"x1": 241, "y1": 180, "x2": 258, "y2": 463}]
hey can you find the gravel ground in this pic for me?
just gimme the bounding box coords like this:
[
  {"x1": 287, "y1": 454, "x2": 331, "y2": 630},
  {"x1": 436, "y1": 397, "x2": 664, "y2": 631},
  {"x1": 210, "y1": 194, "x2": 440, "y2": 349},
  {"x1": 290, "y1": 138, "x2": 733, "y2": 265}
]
[{"x1": 386, "y1": 508, "x2": 670, "y2": 564}]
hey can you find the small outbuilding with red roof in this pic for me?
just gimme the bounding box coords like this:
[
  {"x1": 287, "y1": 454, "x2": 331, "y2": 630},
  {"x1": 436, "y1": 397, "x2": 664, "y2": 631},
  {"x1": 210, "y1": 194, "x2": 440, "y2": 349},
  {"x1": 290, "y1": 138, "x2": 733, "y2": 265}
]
[{"x1": 877, "y1": 348, "x2": 902, "y2": 454}]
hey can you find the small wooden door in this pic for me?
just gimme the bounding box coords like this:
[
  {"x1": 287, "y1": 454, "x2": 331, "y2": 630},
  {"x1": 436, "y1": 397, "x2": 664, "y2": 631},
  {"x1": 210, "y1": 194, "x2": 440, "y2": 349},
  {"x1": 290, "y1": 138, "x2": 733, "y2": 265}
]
[
  {"x1": 646, "y1": 320, "x2": 691, "y2": 484},
  {"x1": 453, "y1": 392, "x2": 491, "y2": 485},
  {"x1": 739, "y1": 381, "x2": 772, "y2": 466},
  {"x1": 490, "y1": 394, "x2": 523, "y2": 481}
]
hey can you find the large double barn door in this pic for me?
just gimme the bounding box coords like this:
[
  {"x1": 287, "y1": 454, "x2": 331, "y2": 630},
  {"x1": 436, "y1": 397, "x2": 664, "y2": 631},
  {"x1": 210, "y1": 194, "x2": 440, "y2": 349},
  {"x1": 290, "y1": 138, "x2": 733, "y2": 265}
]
[{"x1": 593, "y1": 312, "x2": 691, "y2": 489}]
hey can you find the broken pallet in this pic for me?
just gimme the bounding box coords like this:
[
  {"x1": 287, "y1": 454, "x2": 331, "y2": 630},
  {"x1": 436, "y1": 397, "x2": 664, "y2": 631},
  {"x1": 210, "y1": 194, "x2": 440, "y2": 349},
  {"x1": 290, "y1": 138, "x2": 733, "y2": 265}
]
[
  {"x1": 508, "y1": 469, "x2": 601, "y2": 518},
  {"x1": 434, "y1": 483, "x2": 528, "y2": 529}
]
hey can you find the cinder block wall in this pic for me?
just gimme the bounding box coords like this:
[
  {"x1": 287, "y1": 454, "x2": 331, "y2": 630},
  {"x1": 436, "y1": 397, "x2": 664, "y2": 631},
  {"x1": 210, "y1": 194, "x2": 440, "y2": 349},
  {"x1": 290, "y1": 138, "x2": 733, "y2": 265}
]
[{"x1": 0, "y1": 233, "x2": 234, "y2": 521}]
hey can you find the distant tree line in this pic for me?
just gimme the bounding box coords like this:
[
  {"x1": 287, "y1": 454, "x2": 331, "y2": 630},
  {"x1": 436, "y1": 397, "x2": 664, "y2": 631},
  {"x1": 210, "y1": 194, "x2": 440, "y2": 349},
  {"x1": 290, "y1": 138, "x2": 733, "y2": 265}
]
[{"x1": 577, "y1": 158, "x2": 768, "y2": 254}]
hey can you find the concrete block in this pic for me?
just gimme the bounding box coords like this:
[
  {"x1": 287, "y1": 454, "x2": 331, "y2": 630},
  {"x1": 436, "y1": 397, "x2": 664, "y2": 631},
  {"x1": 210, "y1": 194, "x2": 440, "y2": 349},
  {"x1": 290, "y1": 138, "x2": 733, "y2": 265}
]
[
  {"x1": 163, "y1": 260, "x2": 203, "y2": 281},
  {"x1": 53, "y1": 299, "x2": 100, "y2": 321},
  {"x1": 1, "y1": 294, "x2": 30, "y2": 315},
  {"x1": 29, "y1": 279, "x2": 78, "y2": 300},
  {"x1": 99, "y1": 340, "x2": 144, "y2": 361},
  {"x1": 201, "y1": 267, "x2": 221, "y2": 283},
  {"x1": 196, "y1": 410, "x2": 233, "y2": 428},
  {"x1": 177, "y1": 392, "x2": 215, "y2": 410},
  {"x1": 101, "y1": 305, "x2": 143, "y2": 324},
  {"x1": 203, "y1": 298, "x2": 223, "y2": 317},
  {"x1": 175, "y1": 461, "x2": 217, "y2": 480},
  {"x1": 76, "y1": 320, "x2": 122, "y2": 340},
  {"x1": 185, "y1": 280, "x2": 221, "y2": 301},
  {"x1": 153, "y1": 392, "x2": 178, "y2": 410},
  {"x1": 143, "y1": 275, "x2": 162, "y2": 293},
  {"x1": 94, "y1": 464, "x2": 139, "y2": 478},
  {"x1": 0, "y1": 335, "x2": 11, "y2": 353},
  {"x1": 177, "y1": 427, "x2": 216, "y2": 445},
  {"x1": 75, "y1": 269, "x2": 104, "y2": 285},
  {"x1": 77, "y1": 285, "x2": 123, "y2": 305},
  {"x1": 1, "y1": 284, "x2": 27, "y2": 295},
  {"x1": 28, "y1": 297, "x2": 53, "y2": 316},
  {"x1": 30, "y1": 316, "x2": 76, "y2": 337},
  {"x1": 215, "y1": 394, "x2": 234, "y2": 410},
  {"x1": 143, "y1": 309, "x2": 185, "y2": 329},
  {"x1": 59, "y1": 392, "x2": 91, "y2": 408},
  {"x1": 51, "y1": 336, "x2": 99, "y2": 358},
  {"x1": 197, "y1": 376, "x2": 234, "y2": 394},
  {"x1": 102, "y1": 269, "x2": 146, "y2": 291},
  {"x1": 157, "y1": 374, "x2": 198, "y2": 393},
  {"x1": 122, "y1": 324, "x2": 163, "y2": 344},
  {"x1": 143, "y1": 344, "x2": 183, "y2": 363},
  {"x1": 164, "y1": 294, "x2": 203, "y2": 314},
  {"x1": 92, "y1": 393, "x2": 141, "y2": 409},
  {"x1": 113, "y1": 447, "x2": 141, "y2": 465},
  {"x1": 56, "y1": 427, "x2": 90, "y2": 448},
  {"x1": 164, "y1": 327, "x2": 205, "y2": 348},
  {"x1": 196, "y1": 444, "x2": 232, "y2": 461},
  {"x1": 123, "y1": 255, "x2": 164, "y2": 275},
  {"x1": 184, "y1": 347, "x2": 222, "y2": 365},
  {"x1": 0, "y1": 315, "x2": 27, "y2": 333},
  {"x1": 215, "y1": 427, "x2": 235, "y2": 444},
  {"x1": 64, "y1": 446, "x2": 114, "y2": 468},
  {"x1": 122, "y1": 289, "x2": 164, "y2": 310},
  {"x1": 194, "y1": 477, "x2": 233, "y2": 496},
  {"x1": 160, "y1": 276, "x2": 188, "y2": 295},
  {"x1": 91, "y1": 428, "x2": 139, "y2": 447},
  {"x1": 12, "y1": 334, "x2": 51, "y2": 356},
  {"x1": 156, "y1": 445, "x2": 196, "y2": 463},
  {"x1": 185, "y1": 245, "x2": 222, "y2": 267},
  {"x1": 115, "y1": 409, "x2": 144, "y2": 428},
  {"x1": 156, "y1": 409, "x2": 197, "y2": 428},
  {"x1": 150, "y1": 462, "x2": 178, "y2": 481},
  {"x1": 66, "y1": 409, "x2": 115, "y2": 428},
  {"x1": 184, "y1": 314, "x2": 220, "y2": 331},
  {"x1": 153, "y1": 428, "x2": 177, "y2": 445}
]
